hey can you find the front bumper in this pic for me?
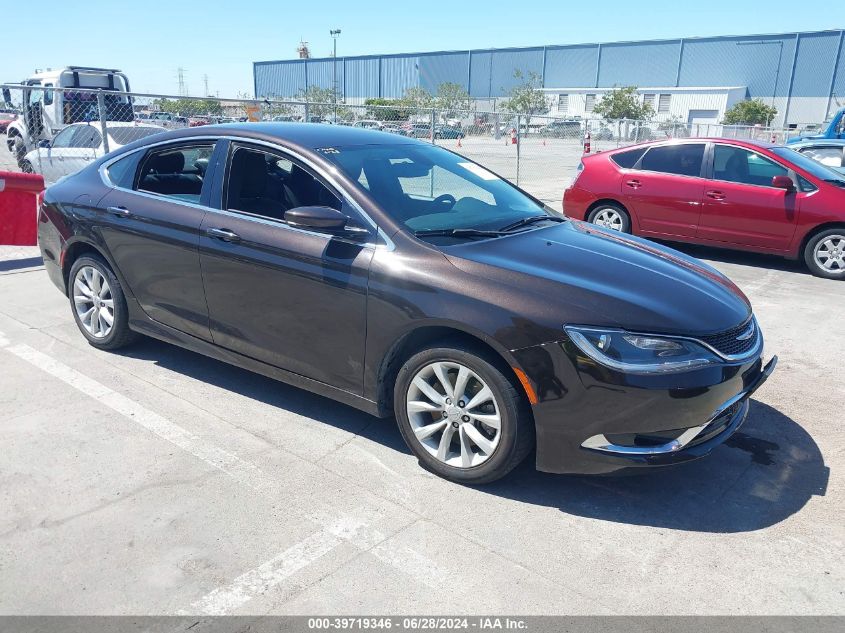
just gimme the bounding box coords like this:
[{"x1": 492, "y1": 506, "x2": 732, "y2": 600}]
[{"x1": 511, "y1": 338, "x2": 777, "y2": 475}]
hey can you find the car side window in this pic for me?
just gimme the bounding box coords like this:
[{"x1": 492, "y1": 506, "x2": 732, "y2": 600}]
[
  {"x1": 800, "y1": 146, "x2": 844, "y2": 168},
  {"x1": 106, "y1": 151, "x2": 145, "y2": 189},
  {"x1": 713, "y1": 145, "x2": 788, "y2": 187},
  {"x1": 639, "y1": 144, "x2": 705, "y2": 177},
  {"x1": 136, "y1": 144, "x2": 214, "y2": 203},
  {"x1": 71, "y1": 125, "x2": 102, "y2": 149},
  {"x1": 50, "y1": 127, "x2": 77, "y2": 149},
  {"x1": 224, "y1": 146, "x2": 342, "y2": 223},
  {"x1": 610, "y1": 147, "x2": 647, "y2": 169}
]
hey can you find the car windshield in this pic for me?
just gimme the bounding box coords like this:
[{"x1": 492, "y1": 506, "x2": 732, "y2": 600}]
[
  {"x1": 108, "y1": 126, "x2": 165, "y2": 147},
  {"x1": 773, "y1": 146, "x2": 845, "y2": 182},
  {"x1": 323, "y1": 143, "x2": 555, "y2": 238}
]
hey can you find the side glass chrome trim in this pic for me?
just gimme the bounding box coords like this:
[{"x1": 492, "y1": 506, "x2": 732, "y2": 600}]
[{"x1": 98, "y1": 134, "x2": 395, "y2": 250}]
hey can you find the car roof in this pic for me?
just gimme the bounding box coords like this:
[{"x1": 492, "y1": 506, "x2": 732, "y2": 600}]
[
  {"x1": 605, "y1": 137, "x2": 779, "y2": 154},
  {"x1": 177, "y1": 122, "x2": 426, "y2": 147}
]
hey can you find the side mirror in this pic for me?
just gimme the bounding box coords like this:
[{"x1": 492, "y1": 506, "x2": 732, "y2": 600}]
[
  {"x1": 38, "y1": 139, "x2": 51, "y2": 149},
  {"x1": 284, "y1": 206, "x2": 368, "y2": 238},
  {"x1": 771, "y1": 175, "x2": 795, "y2": 191}
]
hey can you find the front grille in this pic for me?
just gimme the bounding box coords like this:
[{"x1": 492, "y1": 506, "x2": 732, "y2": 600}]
[{"x1": 697, "y1": 317, "x2": 758, "y2": 357}]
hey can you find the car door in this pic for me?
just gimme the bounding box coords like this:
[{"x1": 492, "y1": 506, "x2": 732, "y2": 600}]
[
  {"x1": 697, "y1": 144, "x2": 799, "y2": 250},
  {"x1": 96, "y1": 140, "x2": 220, "y2": 340},
  {"x1": 59, "y1": 124, "x2": 101, "y2": 177},
  {"x1": 620, "y1": 142, "x2": 706, "y2": 238},
  {"x1": 198, "y1": 141, "x2": 376, "y2": 394},
  {"x1": 33, "y1": 125, "x2": 76, "y2": 183}
]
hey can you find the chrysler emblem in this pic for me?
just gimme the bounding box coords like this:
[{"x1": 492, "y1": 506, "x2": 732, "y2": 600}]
[{"x1": 736, "y1": 321, "x2": 755, "y2": 341}]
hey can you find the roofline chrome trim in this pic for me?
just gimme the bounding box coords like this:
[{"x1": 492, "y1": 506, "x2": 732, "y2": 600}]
[{"x1": 97, "y1": 133, "x2": 395, "y2": 250}]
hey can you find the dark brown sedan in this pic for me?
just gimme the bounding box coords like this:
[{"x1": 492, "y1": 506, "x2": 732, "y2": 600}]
[{"x1": 37, "y1": 123, "x2": 775, "y2": 483}]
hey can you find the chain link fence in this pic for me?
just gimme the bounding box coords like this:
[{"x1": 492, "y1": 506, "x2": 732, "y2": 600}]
[{"x1": 1, "y1": 84, "x2": 795, "y2": 205}]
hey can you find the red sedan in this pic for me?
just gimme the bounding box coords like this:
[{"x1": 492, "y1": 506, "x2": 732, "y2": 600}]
[{"x1": 563, "y1": 138, "x2": 845, "y2": 279}]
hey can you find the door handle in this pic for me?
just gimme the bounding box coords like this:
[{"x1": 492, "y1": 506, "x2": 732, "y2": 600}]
[
  {"x1": 705, "y1": 190, "x2": 726, "y2": 200},
  {"x1": 207, "y1": 227, "x2": 241, "y2": 243},
  {"x1": 107, "y1": 206, "x2": 131, "y2": 218},
  {"x1": 625, "y1": 179, "x2": 641, "y2": 189}
]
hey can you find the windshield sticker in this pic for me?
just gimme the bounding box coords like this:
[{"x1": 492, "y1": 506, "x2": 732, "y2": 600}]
[
  {"x1": 457, "y1": 162, "x2": 499, "y2": 181},
  {"x1": 317, "y1": 147, "x2": 340, "y2": 154}
]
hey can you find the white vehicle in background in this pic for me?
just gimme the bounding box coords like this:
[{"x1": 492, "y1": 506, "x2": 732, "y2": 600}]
[
  {"x1": 21, "y1": 122, "x2": 165, "y2": 184},
  {"x1": 4, "y1": 66, "x2": 134, "y2": 167}
]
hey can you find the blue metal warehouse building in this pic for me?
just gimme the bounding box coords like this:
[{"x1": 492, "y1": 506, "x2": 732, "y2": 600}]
[{"x1": 255, "y1": 29, "x2": 845, "y2": 126}]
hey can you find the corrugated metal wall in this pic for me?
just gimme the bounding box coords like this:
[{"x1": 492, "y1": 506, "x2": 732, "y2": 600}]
[{"x1": 254, "y1": 30, "x2": 845, "y2": 122}]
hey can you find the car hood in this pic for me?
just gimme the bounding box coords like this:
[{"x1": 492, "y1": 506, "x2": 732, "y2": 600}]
[{"x1": 445, "y1": 220, "x2": 751, "y2": 336}]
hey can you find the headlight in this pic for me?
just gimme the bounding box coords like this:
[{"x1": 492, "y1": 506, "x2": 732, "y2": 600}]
[{"x1": 564, "y1": 326, "x2": 720, "y2": 374}]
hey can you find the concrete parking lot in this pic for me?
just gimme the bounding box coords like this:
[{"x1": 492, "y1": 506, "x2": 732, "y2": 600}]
[{"x1": 0, "y1": 241, "x2": 842, "y2": 615}]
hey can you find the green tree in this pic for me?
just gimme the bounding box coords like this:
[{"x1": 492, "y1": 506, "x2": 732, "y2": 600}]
[
  {"x1": 499, "y1": 70, "x2": 549, "y2": 115},
  {"x1": 153, "y1": 98, "x2": 223, "y2": 116},
  {"x1": 435, "y1": 82, "x2": 471, "y2": 117},
  {"x1": 723, "y1": 99, "x2": 778, "y2": 125},
  {"x1": 592, "y1": 86, "x2": 653, "y2": 121},
  {"x1": 401, "y1": 86, "x2": 434, "y2": 111},
  {"x1": 364, "y1": 98, "x2": 410, "y2": 122},
  {"x1": 296, "y1": 85, "x2": 339, "y2": 119}
]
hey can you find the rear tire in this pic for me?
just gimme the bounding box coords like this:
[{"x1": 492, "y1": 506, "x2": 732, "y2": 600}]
[
  {"x1": 804, "y1": 229, "x2": 845, "y2": 280},
  {"x1": 20, "y1": 160, "x2": 33, "y2": 174},
  {"x1": 587, "y1": 203, "x2": 631, "y2": 233},
  {"x1": 12, "y1": 135, "x2": 27, "y2": 166},
  {"x1": 68, "y1": 254, "x2": 139, "y2": 350},
  {"x1": 394, "y1": 343, "x2": 534, "y2": 484}
]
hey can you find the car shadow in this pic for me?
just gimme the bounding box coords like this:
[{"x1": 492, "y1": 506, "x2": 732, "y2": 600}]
[
  {"x1": 0, "y1": 256, "x2": 43, "y2": 273},
  {"x1": 121, "y1": 338, "x2": 827, "y2": 534},
  {"x1": 481, "y1": 400, "x2": 829, "y2": 533},
  {"x1": 660, "y1": 241, "x2": 809, "y2": 275}
]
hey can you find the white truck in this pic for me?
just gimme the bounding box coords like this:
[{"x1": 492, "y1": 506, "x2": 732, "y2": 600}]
[{"x1": 3, "y1": 66, "x2": 134, "y2": 167}]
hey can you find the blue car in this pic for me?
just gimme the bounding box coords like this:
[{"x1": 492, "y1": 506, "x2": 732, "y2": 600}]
[{"x1": 789, "y1": 139, "x2": 845, "y2": 174}]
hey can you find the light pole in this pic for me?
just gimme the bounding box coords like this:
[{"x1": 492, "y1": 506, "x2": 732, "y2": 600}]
[{"x1": 330, "y1": 29, "x2": 341, "y2": 121}]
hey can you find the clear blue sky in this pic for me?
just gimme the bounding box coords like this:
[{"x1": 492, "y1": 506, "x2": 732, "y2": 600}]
[{"x1": 6, "y1": 0, "x2": 843, "y2": 97}]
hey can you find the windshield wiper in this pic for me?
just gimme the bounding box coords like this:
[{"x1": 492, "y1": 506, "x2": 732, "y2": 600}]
[
  {"x1": 414, "y1": 228, "x2": 508, "y2": 239},
  {"x1": 498, "y1": 214, "x2": 566, "y2": 233}
]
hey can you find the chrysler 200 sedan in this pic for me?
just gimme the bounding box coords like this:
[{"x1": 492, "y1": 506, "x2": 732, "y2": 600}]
[{"x1": 38, "y1": 123, "x2": 776, "y2": 484}]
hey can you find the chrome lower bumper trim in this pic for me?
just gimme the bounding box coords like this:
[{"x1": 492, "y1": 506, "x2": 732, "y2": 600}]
[{"x1": 580, "y1": 355, "x2": 777, "y2": 456}]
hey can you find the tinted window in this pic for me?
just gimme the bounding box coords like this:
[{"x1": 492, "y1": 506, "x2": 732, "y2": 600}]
[
  {"x1": 137, "y1": 144, "x2": 214, "y2": 203},
  {"x1": 611, "y1": 147, "x2": 647, "y2": 169},
  {"x1": 225, "y1": 146, "x2": 341, "y2": 223},
  {"x1": 640, "y1": 143, "x2": 705, "y2": 177},
  {"x1": 713, "y1": 145, "x2": 787, "y2": 187},
  {"x1": 106, "y1": 151, "x2": 144, "y2": 189},
  {"x1": 799, "y1": 146, "x2": 844, "y2": 168}
]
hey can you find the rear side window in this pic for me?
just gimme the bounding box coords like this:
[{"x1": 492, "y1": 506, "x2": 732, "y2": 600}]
[
  {"x1": 106, "y1": 151, "x2": 144, "y2": 189},
  {"x1": 611, "y1": 147, "x2": 647, "y2": 169},
  {"x1": 640, "y1": 143, "x2": 705, "y2": 177},
  {"x1": 137, "y1": 144, "x2": 214, "y2": 203}
]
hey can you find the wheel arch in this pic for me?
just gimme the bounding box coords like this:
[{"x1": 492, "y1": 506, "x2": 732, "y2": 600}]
[
  {"x1": 797, "y1": 222, "x2": 845, "y2": 260},
  {"x1": 374, "y1": 324, "x2": 533, "y2": 418},
  {"x1": 586, "y1": 198, "x2": 630, "y2": 217},
  {"x1": 61, "y1": 241, "x2": 110, "y2": 295}
]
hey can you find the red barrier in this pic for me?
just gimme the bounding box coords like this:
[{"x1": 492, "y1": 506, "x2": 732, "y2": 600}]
[{"x1": 0, "y1": 171, "x2": 44, "y2": 246}]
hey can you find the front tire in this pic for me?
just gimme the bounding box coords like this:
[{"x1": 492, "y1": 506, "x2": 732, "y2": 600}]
[
  {"x1": 68, "y1": 255, "x2": 139, "y2": 350},
  {"x1": 587, "y1": 203, "x2": 631, "y2": 233},
  {"x1": 804, "y1": 229, "x2": 845, "y2": 279},
  {"x1": 394, "y1": 344, "x2": 534, "y2": 484},
  {"x1": 19, "y1": 160, "x2": 33, "y2": 174}
]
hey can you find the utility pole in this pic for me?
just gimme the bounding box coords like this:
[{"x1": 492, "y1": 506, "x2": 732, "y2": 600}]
[
  {"x1": 203, "y1": 74, "x2": 209, "y2": 97},
  {"x1": 330, "y1": 29, "x2": 341, "y2": 121},
  {"x1": 176, "y1": 67, "x2": 186, "y2": 96}
]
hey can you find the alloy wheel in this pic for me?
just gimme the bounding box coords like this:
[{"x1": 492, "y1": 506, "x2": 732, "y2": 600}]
[
  {"x1": 814, "y1": 234, "x2": 845, "y2": 273},
  {"x1": 405, "y1": 361, "x2": 502, "y2": 468},
  {"x1": 593, "y1": 208, "x2": 624, "y2": 231},
  {"x1": 73, "y1": 266, "x2": 115, "y2": 338}
]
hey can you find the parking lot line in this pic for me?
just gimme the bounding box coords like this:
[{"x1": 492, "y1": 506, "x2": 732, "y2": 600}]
[{"x1": 0, "y1": 329, "x2": 457, "y2": 612}]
